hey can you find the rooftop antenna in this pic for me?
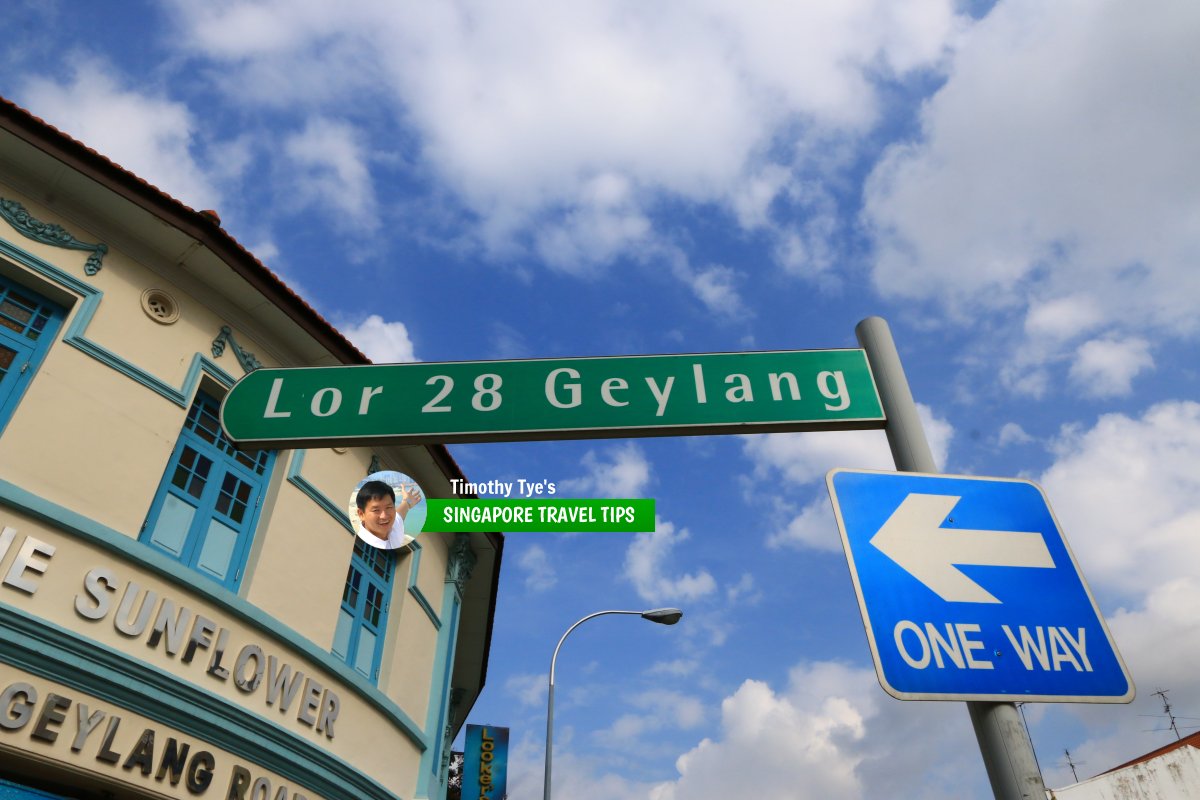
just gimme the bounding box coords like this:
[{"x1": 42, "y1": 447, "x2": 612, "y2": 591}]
[
  {"x1": 1063, "y1": 749, "x2": 1081, "y2": 783},
  {"x1": 1153, "y1": 689, "x2": 1182, "y2": 741}
]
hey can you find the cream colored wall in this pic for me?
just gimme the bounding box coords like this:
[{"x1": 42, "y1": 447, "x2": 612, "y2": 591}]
[
  {"x1": 0, "y1": 663, "x2": 333, "y2": 800},
  {"x1": 380, "y1": 532, "x2": 456, "y2": 727},
  {"x1": 415, "y1": 532, "x2": 453, "y2": 607},
  {"x1": 0, "y1": 181, "x2": 463, "y2": 797},
  {"x1": 244, "y1": 439, "x2": 458, "y2": 722},
  {"x1": 0, "y1": 188, "x2": 295, "y2": 537},
  {"x1": 246, "y1": 450, "x2": 359, "y2": 646},
  {"x1": 0, "y1": 336, "x2": 181, "y2": 535},
  {"x1": 0, "y1": 187, "x2": 357, "y2": 633},
  {"x1": 83, "y1": 254, "x2": 242, "y2": 382},
  {"x1": 0, "y1": 509, "x2": 421, "y2": 793},
  {"x1": 382, "y1": 578, "x2": 439, "y2": 726}
]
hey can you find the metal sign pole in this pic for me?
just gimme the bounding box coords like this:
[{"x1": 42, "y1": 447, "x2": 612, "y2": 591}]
[{"x1": 855, "y1": 316, "x2": 1046, "y2": 800}]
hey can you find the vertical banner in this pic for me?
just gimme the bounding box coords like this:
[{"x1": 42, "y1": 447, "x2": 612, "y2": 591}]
[{"x1": 463, "y1": 724, "x2": 509, "y2": 800}]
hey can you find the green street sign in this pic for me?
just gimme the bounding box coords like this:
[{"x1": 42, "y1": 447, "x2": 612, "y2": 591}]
[{"x1": 220, "y1": 350, "x2": 885, "y2": 448}]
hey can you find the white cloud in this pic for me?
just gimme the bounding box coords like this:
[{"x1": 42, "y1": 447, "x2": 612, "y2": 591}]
[
  {"x1": 734, "y1": 402, "x2": 1200, "y2": 791},
  {"x1": 742, "y1": 402, "x2": 954, "y2": 485},
  {"x1": 504, "y1": 672, "x2": 547, "y2": 708},
  {"x1": 534, "y1": 173, "x2": 652, "y2": 273},
  {"x1": 282, "y1": 117, "x2": 379, "y2": 230},
  {"x1": 680, "y1": 263, "x2": 749, "y2": 320},
  {"x1": 1024, "y1": 295, "x2": 1105, "y2": 342},
  {"x1": 507, "y1": 744, "x2": 659, "y2": 800},
  {"x1": 339, "y1": 314, "x2": 418, "y2": 363},
  {"x1": 1106, "y1": 578, "x2": 1200, "y2": 705},
  {"x1": 725, "y1": 572, "x2": 761, "y2": 605},
  {"x1": 517, "y1": 544, "x2": 558, "y2": 592},
  {"x1": 744, "y1": 428, "x2": 890, "y2": 486},
  {"x1": 485, "y1": 322, "x2": 531, "y2": 360},
  {"x1": 770, "y1": 180, "x2": 842, "y2": 283},
  {"x1": 650, "y1": 673, "x2": 864, "y2": 800},
  {"x1": 649, "y1": 659, "x2": 700, "y2": 679},
  {"x1": 596, "y1": 690, "x2": 707, "y2": 746},
  {"x1": 624, "y1": 517, "x2": 717, "y2": 603},
  {"x1": 501, "y1": 658, "x2": 983, "y2": 800},
  {"x1": 1033, "y1": 401, "x2": 1200, "y2": 778},
  {"x1": 20, "y1": 59, "x2": 220, "y2": 210},
  {"x1": 864, "y1": 0, "x2": 1200, "y2": 380},
  {"x1": 561, "y1": 442, "x2": 653, "y2": 499},
  {"x1": 774, "y1": 219, "x2": 836, "y2": 282},
  {"x1": 746, "y1": 404, "x2": 952, "y2": 553},
  {"x1": 246, "y1": 238, "x2": 281, "y2": 263},
  {"x1": 767, "y1": 493, "x2": 841, "y2": 553},
  {"x1": 996, "y1": 422, "x2": 1033, "y2": 448},
  {"x1": 166, "y1": 0, "x2": 963, "y2": 285},
  {"x1": 649, "y1": 660, "x2": 979, "y2": 800},
  {"x1": 1068, "y1": 337, "x2": 1154, "y2": 398},
  {"x1": 1039, "y1": 401, "x2": 1200, "y2": 602},
  {"x1": 730, "y1": 165, "x2": 792, "y2": 230}
]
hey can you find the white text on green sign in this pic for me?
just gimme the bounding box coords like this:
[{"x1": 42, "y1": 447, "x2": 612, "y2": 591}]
[
  {"x1": 423, "y1": 499, "x2": 655, "y2": 532},
  {"x1": 220, "y1": 350, "x2": 884, "y2": 447}
]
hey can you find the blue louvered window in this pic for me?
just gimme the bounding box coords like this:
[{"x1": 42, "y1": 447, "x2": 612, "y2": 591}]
[
  {"x1": 0, "y1": 276, "x2": 64, "y2": 434},
  {"x1": 141, "y1": 391, "x2": 274, "y2": 589},
  {"x1": 332, "y1": 536, "x2": 394, "y2": 680}
]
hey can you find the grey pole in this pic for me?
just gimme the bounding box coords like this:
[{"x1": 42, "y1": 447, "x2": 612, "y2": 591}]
[
  {"x1": 855, "y1": 316, "x2": 1047, "y2": 800},
  {"x1": 544, "y1": 608, "x2": 683, "y2": 800},
  {"x1": 545, "y1": 611, "x2": 637, "y2": 800}
]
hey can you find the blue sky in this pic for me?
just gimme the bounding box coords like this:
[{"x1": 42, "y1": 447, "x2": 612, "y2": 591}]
[{"x1": 4, "y1": 1, "x2": 1200, "y2": 796}]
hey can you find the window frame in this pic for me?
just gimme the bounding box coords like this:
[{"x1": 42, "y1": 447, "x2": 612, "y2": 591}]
[
  {"x1": 332, "y1": 537, "x2": 396, "y2": 681},
  {"x1": 0, "y1": 273, "x2": 66, "y2": 435},
  {"x1": 141, "y1": 390, "x2": 275, "y2": 590}
]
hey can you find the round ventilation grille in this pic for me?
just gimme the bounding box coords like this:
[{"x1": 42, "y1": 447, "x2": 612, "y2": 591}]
[{"x1": 141, "y1": 288, "x2": 180, "y2": 324}]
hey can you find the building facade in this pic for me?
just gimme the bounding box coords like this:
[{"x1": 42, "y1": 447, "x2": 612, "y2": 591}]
[{"x1": 0, "y1": 98, "x2": 501, "y2": 800}]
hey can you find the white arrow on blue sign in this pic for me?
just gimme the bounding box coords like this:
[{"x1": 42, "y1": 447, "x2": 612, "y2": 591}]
[{"x1": 826, "y1": 469, "x2": 1134, "y2": 703}]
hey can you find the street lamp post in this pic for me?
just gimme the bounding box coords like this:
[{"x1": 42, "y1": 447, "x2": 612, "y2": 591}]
[{"x1": 543, "y1": 608, "x2": 683, "y2": 800}]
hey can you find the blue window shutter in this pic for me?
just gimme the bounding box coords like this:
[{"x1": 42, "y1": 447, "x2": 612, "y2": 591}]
[
  {"x1": 335, "y1": 536, "x2": 395, "y2": 681},
  {"x1": 0, "y1": 275, "x2": 65, "y2": 435},
  {"x1": 142, "y1": 391, "x2": 275, "y2": 590}
]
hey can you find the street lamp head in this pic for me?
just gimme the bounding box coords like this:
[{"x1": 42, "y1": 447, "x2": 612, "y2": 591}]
[
  {"x1": 641, "y1": 608, "x2": 683, "y2": 625},
  {"x1": 545, "y1": 607, "x2": 684, "y2": 800}
]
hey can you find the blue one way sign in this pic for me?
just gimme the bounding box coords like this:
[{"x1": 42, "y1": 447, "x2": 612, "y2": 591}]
[{"x1": 826, "y1": 469, "x2": 1134, "y2": 703}]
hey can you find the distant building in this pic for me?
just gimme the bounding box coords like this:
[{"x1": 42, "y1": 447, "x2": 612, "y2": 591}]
[
  {"x1": 1049, "y1": 732, "x2": 1200, "y2": 799},
  {"x1": 0, "y1": 97, "x2": 501, "y2": 800}
]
